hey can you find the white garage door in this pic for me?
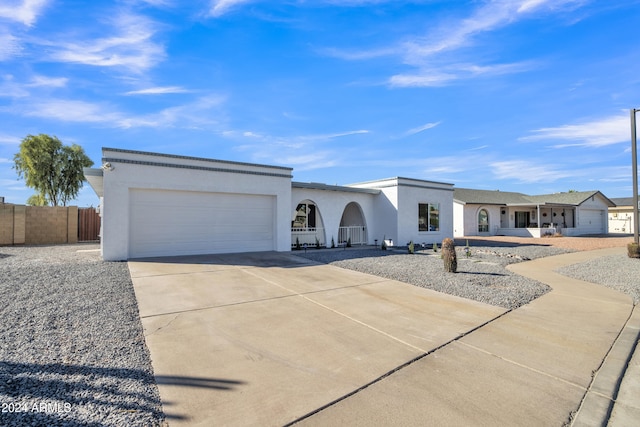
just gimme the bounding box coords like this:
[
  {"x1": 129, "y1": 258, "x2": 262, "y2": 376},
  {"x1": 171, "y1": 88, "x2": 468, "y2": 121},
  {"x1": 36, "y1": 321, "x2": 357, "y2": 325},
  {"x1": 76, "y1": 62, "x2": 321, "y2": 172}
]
[
  {"x1": 579, "y1": 209, "x2": 605, "y2": 234},
  {"x1": 129, "y1": 189, "x2": 275, "y2": 258}
]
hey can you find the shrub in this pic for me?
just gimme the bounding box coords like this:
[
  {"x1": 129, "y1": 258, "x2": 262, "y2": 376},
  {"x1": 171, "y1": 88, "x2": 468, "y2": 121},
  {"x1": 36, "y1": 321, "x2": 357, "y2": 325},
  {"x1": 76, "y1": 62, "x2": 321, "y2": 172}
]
[
  {"x1": 442, "y1": 238, "x2": 457, "y2": 273},
  {"x1": 408, "y1": 241, "x2": 414, "y2": 254},
  {"x1": 432, "y1": 242, "x2": 438, "y2": 252},
  {"x1": 346, "y1": 237, "x2": 352, "y2": 248},
  {"x1": 381, "y1": 236, "x2": 387, "y2": 250},
  {"x1": 315, "y1": 237, "x2": 320, "y2": 249},
  {"x1": 331, "y1": 237, "x2": 335, "y2": 248},
  {"x1": 295, "y1": 237, "x2": 301, "y2": 250},
  {"x1": 628, "y1": 242, "x2": 640, "y2": 259}
]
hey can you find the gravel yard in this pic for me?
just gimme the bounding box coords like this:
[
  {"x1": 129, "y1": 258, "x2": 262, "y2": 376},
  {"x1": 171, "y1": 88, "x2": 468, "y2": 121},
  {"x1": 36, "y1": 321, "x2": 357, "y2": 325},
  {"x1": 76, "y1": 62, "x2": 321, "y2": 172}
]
[
  {"x1": 0, "y1": 235, "x2": 636, "y2": 426},
  {"x1": 298, "y1": 243, "x2": 569, "y2": 310},
  {"x1": 0, "y1": 244, "x2": 164, "y2": 427}
]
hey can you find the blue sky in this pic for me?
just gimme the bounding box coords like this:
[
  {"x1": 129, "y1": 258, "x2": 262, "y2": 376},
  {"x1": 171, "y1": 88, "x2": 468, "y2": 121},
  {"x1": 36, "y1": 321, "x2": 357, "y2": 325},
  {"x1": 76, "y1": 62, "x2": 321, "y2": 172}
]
[{"x1": 1, "y1": 0, "x2": 639, "y2": 207}]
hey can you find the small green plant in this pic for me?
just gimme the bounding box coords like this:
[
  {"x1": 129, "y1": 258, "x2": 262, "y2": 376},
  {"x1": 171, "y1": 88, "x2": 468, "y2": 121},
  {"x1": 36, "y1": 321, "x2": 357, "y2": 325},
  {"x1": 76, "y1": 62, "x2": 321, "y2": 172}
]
[
  {"x1": 315, "y1": 237, "x2": 320, "y2": 249},
  {"x1": 331, "y1": 236, "x2": 335, "y2": 248},
  {"x1": 295, "y1": 237, "x2": 301, "y2": 250},
  {"x1": 408, "y1": 241, "x2": 414, "y2": 254},
  {"x1": 432, "y1": 242, "x2": 438, "y2": 252},
  {"x1": 464, "y1": 239, "x2": 471, "y2": 257},
  {"x1": 381, "y1": 235, "x2": 387, "y2": 250}
]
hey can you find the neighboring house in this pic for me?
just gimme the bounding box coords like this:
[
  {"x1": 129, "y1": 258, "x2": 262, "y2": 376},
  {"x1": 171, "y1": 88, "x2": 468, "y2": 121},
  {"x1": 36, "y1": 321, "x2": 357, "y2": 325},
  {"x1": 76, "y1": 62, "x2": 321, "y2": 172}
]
[
  {"x1": 453, "y1": 188, "x2": 614, "y2": 238},
  {"x1": 85, "y1": 148, "x2": 454, "y2": 261},
  {"x1": 608, "y1": 197, "x2": 636, "y2": 234}
]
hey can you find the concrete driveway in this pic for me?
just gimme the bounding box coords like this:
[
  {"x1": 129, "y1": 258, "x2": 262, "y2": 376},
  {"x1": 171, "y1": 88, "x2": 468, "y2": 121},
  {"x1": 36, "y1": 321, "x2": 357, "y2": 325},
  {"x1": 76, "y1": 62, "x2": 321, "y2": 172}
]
[
  {"x1": 129, "y1": 251, "x2": 505, "y2": 426},
  {"x1": 129, "y1": 248, "x2": 635, "y2": 426}
]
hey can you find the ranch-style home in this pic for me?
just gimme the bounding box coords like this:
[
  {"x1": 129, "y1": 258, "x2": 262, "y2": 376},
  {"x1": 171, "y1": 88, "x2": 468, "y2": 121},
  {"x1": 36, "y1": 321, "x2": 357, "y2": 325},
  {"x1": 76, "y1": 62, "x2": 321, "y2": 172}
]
[
  {"x1": 453, "y1": 188, "x2": 614, "y2": 238},
  {"x1": 84, "y1": 148, "x2": 454, "y2": 261}
]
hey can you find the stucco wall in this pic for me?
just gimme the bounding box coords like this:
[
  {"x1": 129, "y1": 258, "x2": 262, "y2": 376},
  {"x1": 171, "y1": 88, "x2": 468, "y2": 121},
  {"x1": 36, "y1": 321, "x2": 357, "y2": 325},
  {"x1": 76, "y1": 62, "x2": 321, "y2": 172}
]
[{"x1": 291, "y1": 187, "x2": 377, "y2": 245}]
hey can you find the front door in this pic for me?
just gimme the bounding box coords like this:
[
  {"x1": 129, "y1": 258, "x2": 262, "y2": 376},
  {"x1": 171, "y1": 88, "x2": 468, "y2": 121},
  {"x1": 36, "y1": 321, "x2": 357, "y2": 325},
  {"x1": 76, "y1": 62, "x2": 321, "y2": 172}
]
[{"x1": 515, "y1": 211, "x2": 530, "y2": 228}]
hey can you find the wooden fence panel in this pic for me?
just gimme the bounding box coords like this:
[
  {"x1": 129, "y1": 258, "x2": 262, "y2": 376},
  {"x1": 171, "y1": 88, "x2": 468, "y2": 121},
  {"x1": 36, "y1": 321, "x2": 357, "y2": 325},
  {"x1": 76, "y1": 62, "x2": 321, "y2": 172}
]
[{"x1": 78, "y1": 207, "x2": 100, "y2": 242}]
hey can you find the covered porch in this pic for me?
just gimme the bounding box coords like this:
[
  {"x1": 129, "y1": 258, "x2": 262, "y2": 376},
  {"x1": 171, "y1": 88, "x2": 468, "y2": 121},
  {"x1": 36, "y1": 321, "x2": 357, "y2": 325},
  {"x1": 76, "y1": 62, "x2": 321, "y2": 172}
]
[{"x1": 496, "y1": 204, "x2": 577, "y2": 237}]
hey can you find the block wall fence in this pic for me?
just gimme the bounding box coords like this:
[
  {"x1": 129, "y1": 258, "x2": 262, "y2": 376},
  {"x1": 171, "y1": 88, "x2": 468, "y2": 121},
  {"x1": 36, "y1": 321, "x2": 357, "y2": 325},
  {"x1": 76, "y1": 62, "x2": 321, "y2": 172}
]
[{"x1": 0, "y1": 204, "x2": 78, "y2": 245}]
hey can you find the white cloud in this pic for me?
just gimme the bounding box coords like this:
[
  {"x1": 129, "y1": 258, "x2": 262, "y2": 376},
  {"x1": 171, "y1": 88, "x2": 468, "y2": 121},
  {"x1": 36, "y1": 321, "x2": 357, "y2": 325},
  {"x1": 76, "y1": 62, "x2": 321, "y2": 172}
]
[
  {"x1": 27, "y1": 75, "x2": 68, "y2": 87},
  {"x1": 208, "y1": 0, "x2": 254, "y2": 17},
  {"x1": 405, "y1": 121, "x2": 441, "y2": 136},
  {"x1": 490, "y1": 160, "x2": 573, "y2": 183},
  {"x1": 390, "y1": 61, "x2": 536, "y2": 88},
  {"x1": 124, "y1": 86, "x2": 190, "y2": 95},
  {"x1": 0, "y1": 32, "x2": 21, "y2": 60},
  {"x1": 0, "y1": 0, "x2": 49, "y2": 26},
  {"x1": 0, "y1": 134, "x2": 21, "y2": 145},
  {"x1": 47, "y1": 13, "x2": 165, "y2": 73},
  {"x1": 23, "y1": 99, "x2": 122, "y2": 123},
  {"x1": 521, "y1": 114, "x2": 631, "y2": 148}
]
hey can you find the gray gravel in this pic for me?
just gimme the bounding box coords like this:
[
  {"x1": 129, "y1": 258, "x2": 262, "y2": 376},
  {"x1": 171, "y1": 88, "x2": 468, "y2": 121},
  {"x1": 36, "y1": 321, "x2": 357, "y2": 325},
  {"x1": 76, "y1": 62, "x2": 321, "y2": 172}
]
[
  {"x1": 298, "y1": 244, "x2": 573, "y2": 310},
  {"x1": 557, "y1": 255, "x2": 640, "y2": 304},
  {"x1": 0, "y1": 244, "x2": 165, "y2": 427}
]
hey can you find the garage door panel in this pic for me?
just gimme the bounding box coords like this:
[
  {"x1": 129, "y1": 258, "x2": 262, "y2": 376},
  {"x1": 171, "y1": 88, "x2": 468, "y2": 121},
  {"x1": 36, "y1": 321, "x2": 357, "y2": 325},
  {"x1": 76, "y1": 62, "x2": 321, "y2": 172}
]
[
  {"x1": 579, "y1": 209, "x2": 605, "y2": 234},
  {"x1": 130, "y1": 189, "x2": 274, "y2": 258}
]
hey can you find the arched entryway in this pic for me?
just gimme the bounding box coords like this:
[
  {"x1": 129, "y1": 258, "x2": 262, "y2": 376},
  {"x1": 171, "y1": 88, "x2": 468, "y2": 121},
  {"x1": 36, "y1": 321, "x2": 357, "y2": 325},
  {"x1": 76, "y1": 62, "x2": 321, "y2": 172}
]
[
  {"x1": 478, "y1": 208, "x2": 489, "y2": 234},
  {"x1": 291, "y1": 200, "x2": 326, "y2": 247},
  {"x1": 339, "y1": 202, "x2": 367, "y2": 245}
]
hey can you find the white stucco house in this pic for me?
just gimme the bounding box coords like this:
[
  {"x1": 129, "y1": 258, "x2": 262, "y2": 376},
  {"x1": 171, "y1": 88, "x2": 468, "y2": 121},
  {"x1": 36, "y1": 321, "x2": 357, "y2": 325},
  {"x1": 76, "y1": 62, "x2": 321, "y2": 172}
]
[
  {"x1": 85, "y1": 148, "x2": 454, "y2": 260},
  {"x1": 453, "y1": 188, "x2": 614, "y2": 238},
  {"x1": 608, "y1": 197, "x2": 636, "y2": 234}
]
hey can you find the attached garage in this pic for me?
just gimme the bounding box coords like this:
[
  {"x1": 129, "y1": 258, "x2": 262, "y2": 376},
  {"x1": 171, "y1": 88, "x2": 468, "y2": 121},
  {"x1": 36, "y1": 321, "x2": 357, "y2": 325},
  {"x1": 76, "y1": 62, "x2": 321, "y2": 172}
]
[
  {"x1": 87, "y1": 148, "x2": 292, "y2": 261},
  {"x1": 129, "y1": 189, "x2": 276, "y2": 258}
]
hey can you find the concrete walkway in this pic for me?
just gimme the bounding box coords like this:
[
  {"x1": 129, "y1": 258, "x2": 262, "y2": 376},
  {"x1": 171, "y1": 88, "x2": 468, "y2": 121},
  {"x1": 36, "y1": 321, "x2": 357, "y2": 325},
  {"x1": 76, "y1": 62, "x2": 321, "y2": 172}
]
[{"x1": 129, "y1": 247, "x2": 638, "y2": 426}]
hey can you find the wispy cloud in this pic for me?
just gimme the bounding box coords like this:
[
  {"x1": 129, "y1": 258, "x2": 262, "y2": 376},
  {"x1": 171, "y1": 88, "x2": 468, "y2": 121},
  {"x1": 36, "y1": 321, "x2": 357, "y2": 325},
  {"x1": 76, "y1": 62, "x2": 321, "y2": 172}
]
[
  {"x1": 7, "y1": 94, "x2": 226, "y2": 129},
  {"x1": 47, "y1": 13, "x2": 165, "y2": 73},
  {"x1": 233, "y1": 127, "x2": 369, "y2": 169},
  {"x1": 207, "y1": 0, "x2": 254, "y2": 17},
  {"x1": 27, "y1": 75, "x2": 68, "y2": 87},
  {"x1": 0, "y1": 32, "x2": 22, "y2": 60},
  {"x1": 390, "y1": 61, "x2": 537, "y2": 87},
  {"x1": 0, "y1": 134, "x2": 21, "y2": 145},
  {"x1": 0, "y1": 0, "x2": 49, "y2": 26},
  {"x1": 490, "y1": 160, "x2": 573, "y2": 183},
  {"x1": 124, "y1": 86, "x2": 191, "y2": 95},
  {"x1": 521, "y1": 113, "x2": 631, "y2": 148},
  {"x1": 405, "y1": 121, "x2": 441, "y2": 136}
]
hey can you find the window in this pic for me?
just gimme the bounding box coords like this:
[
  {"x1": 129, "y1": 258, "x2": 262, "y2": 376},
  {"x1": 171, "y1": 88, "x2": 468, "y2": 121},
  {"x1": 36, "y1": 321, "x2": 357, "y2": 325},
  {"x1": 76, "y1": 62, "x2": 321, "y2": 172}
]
[
  {"x1": 478, "y1": 209, "x2": 489, "y2": 233},
  {"x1": 418, "y1": 203, "x2": 439, "y2": 231},
  {"x1": 292, "y1": 203, "x2": 316, "y2": 229}
]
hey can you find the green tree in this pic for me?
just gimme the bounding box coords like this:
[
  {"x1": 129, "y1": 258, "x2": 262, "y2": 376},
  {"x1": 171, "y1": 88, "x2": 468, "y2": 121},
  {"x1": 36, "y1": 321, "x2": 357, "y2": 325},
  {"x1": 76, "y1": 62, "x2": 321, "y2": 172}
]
[{"x1": 14, "y1": 134, "x2": 94, "y2": 206}]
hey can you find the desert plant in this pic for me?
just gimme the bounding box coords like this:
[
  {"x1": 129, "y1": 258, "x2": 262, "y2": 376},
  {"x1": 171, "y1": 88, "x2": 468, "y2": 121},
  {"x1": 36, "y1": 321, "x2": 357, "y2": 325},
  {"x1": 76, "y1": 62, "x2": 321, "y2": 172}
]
[
  {"x1": 381, "y1": 236, "x2": 387, "y2": 250},
  {"x1": 315, "y1": 237, "x2": 320, "y2": 249},
  {"x1": 346, "y1": 237, "x2": 352, "y2": 248},
  {"x1": 628, "y1": 242, "x2": 640, "y2": 259},
  {"x1": 442, "y1": 238, "x2": 457, "y2": 273},
  {"x1": 331, "y1": 236, "x2": 335, "y2": 248},
  {"x1": 432, "y1": 242, "x2": 438, "y2": 252},
  {"x1": 408, "y1": 241, "x2": 414, "y2": 254},
  {"x1": 295, "y1": 237, "x2": 301, "y2": 250}
]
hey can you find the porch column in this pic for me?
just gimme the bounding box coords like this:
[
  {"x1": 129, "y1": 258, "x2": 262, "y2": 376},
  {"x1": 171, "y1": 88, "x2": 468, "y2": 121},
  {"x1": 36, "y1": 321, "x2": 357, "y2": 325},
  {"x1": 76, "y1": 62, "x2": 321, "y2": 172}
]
[{"x1": 537, "y1": 205, "x2": 541, "y2": 228}]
